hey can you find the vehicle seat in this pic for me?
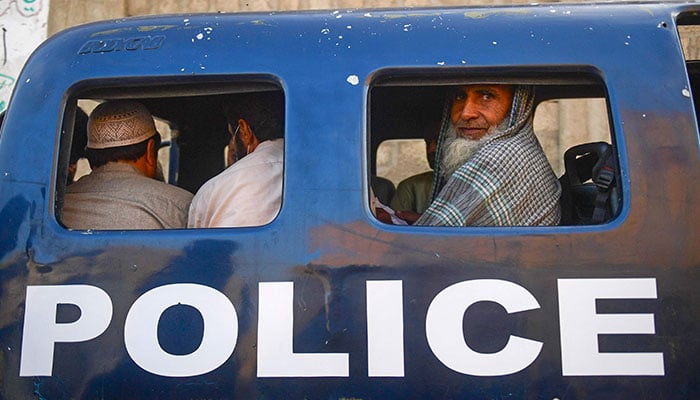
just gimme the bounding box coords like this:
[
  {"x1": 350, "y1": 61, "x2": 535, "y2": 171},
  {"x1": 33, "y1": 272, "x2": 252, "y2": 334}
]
[{"x1": 558, "y1": 141, "x2": 619, "y2": 225}]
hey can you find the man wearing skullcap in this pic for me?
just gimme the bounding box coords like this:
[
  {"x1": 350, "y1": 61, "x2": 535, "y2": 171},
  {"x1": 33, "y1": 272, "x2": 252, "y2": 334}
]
[
  {"x1": 62, "y1": 100, "x2": 193, "y2": 230},
  {"x1": 414, "y1": 84, "x2": 561, "y2": 227},
  {"x1": 188, "y1": 91, "x2": 284, "y2": 228}
]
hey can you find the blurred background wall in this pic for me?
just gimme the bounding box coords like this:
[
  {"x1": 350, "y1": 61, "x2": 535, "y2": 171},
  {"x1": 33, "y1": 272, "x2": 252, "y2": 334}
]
[{"x1": 47, "y1": 0, "x2": 571, "y2": 36}]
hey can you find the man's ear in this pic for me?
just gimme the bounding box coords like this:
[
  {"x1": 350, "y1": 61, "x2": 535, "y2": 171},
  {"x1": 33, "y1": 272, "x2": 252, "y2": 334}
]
[
  {"x1": 238, "y1": 118, "x2": 254, "y2": 145},
  {"x1": 144, "y1": 137, "x2": 158, "y2": 177},
  {"x1": 238, "y1": 118, "x2": 260, "y2": 152}
]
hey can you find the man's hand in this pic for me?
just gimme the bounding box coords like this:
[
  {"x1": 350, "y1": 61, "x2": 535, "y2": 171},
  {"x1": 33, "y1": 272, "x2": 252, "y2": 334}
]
[
  {"x1": 394, "y1": 210, "x2": 421, "y2": 224},
  {"x1": 375, "y1": 207, "x2": 394, "y2": 224}
]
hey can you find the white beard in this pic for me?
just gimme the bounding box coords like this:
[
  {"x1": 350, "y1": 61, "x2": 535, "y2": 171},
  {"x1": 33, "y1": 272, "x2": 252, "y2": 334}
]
[{"x1": 439, "y1": 121, "x2": 505, "y2": 179}]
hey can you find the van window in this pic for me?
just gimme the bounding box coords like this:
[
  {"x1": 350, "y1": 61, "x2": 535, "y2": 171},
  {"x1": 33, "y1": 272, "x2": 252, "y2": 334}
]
[
  {"x1": 57, "y1": 80, "x2": 285, "y2": 230},
  {"x1": 370, "y1": 72, "x2": 619, "y2": 227}
]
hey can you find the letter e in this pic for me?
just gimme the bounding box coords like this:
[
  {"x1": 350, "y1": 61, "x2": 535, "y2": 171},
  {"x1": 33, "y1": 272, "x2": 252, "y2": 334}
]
[{"x1": 558, "y1": 278, "x2": 664, "y2": 376}]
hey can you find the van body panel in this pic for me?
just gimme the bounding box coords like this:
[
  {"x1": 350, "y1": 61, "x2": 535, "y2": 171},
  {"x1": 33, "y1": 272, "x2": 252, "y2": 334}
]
[{"x1": 0, "y1": 2, "x2": 699, "y2": 399}]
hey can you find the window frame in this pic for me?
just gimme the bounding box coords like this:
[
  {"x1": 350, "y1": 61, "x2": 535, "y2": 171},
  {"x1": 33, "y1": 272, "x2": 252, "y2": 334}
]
[
  {"x1": 55, "y1": 75, "x2": 286, "y2": 231},
  {"x1": 367, "y1": 67, "x2": 621, "y2": 228}
]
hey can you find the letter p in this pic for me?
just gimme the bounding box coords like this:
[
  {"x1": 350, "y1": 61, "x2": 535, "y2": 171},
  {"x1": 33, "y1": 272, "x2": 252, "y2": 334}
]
[{"x1": 20, "y1": 285, "x2": 113, "y2": 376}]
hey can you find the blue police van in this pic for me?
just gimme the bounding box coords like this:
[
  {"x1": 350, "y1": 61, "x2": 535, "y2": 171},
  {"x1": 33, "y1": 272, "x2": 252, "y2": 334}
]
[{"x1": 0, "y1": 1, "x2": 699, "y2": 398}]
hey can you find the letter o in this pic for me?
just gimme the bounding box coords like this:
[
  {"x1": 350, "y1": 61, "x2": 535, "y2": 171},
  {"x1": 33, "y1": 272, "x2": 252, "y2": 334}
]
[{"x1": 124, "y1": 283, "x2": 238, "y2": 377}]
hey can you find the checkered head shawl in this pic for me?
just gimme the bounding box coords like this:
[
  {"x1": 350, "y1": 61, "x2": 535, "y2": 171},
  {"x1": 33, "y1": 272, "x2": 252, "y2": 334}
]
[
  {"x1": 87, "y1": 101, "x2": 157, "y2": 149},
  {"x1": 416, "y1": 85, "x2": 562, "y2": 226}
]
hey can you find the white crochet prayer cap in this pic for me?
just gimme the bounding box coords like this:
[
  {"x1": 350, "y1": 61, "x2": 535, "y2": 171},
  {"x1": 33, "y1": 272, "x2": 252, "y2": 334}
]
[{"x1": 87, "y1": 101, "x2": 157, "y2": 149}]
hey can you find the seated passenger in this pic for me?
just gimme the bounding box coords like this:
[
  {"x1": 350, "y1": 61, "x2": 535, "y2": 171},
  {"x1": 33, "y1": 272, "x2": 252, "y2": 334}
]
[
  {"x1": 188, "y1": 91, "x2": 284, "y2": 228},
  {"x1": 62, "y1": 101, "x2": 193, "y2": 230},
  {"x1": 390, "y1": 122, "x2": 440, "y2": 224},
  {"x1": 67, "y1": 108, "x2": 88, "y2": 185},
  {"x1": 371, "y1": 175, "x2": 395, "y2": 206},
  {"x1": 415, "y1": 85, "x2": 561, "y2": 226}
]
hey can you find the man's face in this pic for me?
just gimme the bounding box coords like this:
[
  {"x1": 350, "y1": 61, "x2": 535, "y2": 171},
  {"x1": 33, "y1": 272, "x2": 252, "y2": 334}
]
[{"x1": 450, "y1": 85, "x2": 514, "y2": 141}]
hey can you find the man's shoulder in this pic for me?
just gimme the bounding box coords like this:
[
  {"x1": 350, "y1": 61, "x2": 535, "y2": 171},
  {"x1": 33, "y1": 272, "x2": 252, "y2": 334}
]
[
  {"x1": 192, "y1": 139, "x2": 284, "y2": 202},
  {"x1": 209, "y1": 140, "x2": 283, "y2": 180},
  {"x1": 111, "y1": 166, "x2": 193, "y2": 202},
  {"x1": 460, "y1": 129, "x2": 550, "y2": 180},
  {"x1": 397, "y1": 171, "x2": 433, "y2": 189},
  {"x1": 190, "y1": 160, "x2": 244, "y2": 203},
  {"x1": 150, "y1": 179, "x2": 193, "y2": 201},
  {"x1": 484, "y1": 129, "x2": 545, "y2": 161},
  {"x1": 248, "y1": 138, "x2": 284, "y2": 162}
]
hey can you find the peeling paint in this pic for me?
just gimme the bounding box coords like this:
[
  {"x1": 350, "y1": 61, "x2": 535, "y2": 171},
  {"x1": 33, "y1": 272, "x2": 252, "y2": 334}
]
[
  {"x1": 250, "y1": 19, "x2": 274, "y2": 27},
  {"x1": 464, "y1": 10, "x2": 530, "y2": 19},
  {"x1": 90, "y1": 28, "x2": 130, "y2": 37},
  {"x1": 136, "y1": 25, "x2": 176, "y2": 33},
  {"x1": 639, "y1": 6, "x2": 657, "y2": 17},
  {"x1": 382, "y1": 12, "x2": 443, "y2": 20},
  {"x1": 90, "y1": 25, "x2": 177, "y2": 38}
]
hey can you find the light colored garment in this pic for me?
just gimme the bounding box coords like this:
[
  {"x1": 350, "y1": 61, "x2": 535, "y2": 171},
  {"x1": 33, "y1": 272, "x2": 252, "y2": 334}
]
[
  {"x1": 416, "y1": 86, "x2": 561, "y2": 227},
  {"x1": 390, "y1": 170, "x2": 434, "y2": 214},
  {"x1": 375, "y1": 197, "x2": 409, "y2": 225},
  {"x1": 188, "y1": 139, "x2": 283, "y2": 228},
  {"x1": 63, "y1": 162, "x2": 193, "y2": 230}
]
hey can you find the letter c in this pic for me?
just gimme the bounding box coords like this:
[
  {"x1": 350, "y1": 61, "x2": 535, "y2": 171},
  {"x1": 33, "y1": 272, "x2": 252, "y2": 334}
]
[{"x1": 426, "y1": 279, "x2": 542, "y2": 376}]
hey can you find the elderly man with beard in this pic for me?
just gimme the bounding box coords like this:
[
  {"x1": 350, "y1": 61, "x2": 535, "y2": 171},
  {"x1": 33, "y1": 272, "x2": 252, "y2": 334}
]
[{"x1": 413, "y1": 84, "x2": 561, "y2": 227}]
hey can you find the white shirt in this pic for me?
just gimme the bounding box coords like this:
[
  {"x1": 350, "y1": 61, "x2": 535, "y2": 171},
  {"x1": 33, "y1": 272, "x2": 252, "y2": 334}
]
[{"x1": 188, "y1": 139, "x2": 283, "y2": 228}]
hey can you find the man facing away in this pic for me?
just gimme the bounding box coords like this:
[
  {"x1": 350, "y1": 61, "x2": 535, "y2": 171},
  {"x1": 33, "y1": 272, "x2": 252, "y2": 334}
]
[
  {"x1": 188, "y1": 91, "x2": 284, "y2": 228},
  {"x1": 390, "y1": 119, "x2": 440, "y2": 224},
  {"x1": 414, "y1": 84, "x2": 561, "y2": 227},
  {"x1": 62, "y1": 100, "x2": 193, "y2": 230}
]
